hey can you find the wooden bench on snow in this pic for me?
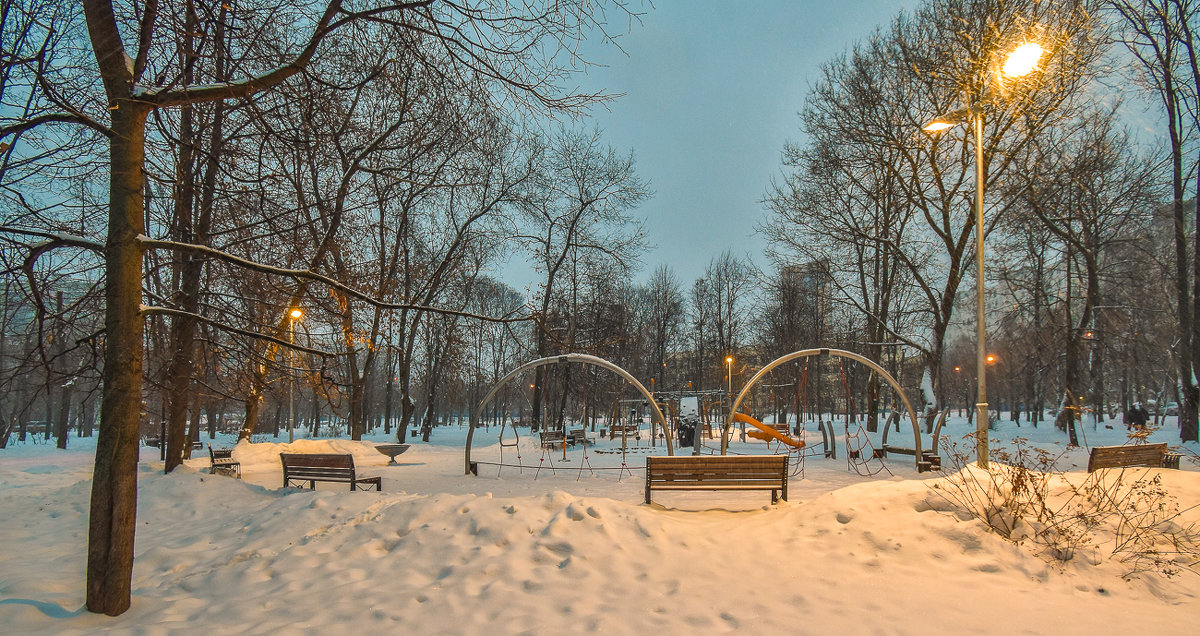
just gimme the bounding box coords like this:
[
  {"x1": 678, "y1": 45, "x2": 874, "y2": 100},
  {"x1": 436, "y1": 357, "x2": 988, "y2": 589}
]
[
  {"x1": 539, "y1": 430, "x2": 565, "y2": 448},
  {"x1": 143, "y1": 437, "x2": 204, "y2": 451},
  {"x1": 280, "y1": 453, "x2": 381, "y2": 491},
  {"x1": 209, "y1": 446, "x2": 240, "y2": 478},
  {"x1": 1087, "y1": 443, "x2": 1180, "y2": 472},
  {"x1": 567, "y1": 428, "x2": 592, "y2": 446},
  {"x1": 608, "y1": 422, "x2": 640, "y2": 439},
  {"x1": 645, "y1": 455, "x2": 789, "y2": 505}
]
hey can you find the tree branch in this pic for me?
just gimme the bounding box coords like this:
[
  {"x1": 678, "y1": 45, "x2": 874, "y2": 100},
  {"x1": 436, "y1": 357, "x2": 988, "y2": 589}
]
[
  {"x1": 139, "y1": 306, "x2": 331, "y2": 357},
  {"x1": 139, "y1": 236, "x2": 532, "y2": 324}
]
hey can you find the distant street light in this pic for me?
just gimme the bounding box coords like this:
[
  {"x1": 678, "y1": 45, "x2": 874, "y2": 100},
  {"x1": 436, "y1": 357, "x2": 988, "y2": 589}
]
[
  {"x1": 923, "y1": 41, "x2": 1043, "y2": 468},
  {"x1": 726, "y1": 356, "x2": 733, "y2": 404},
  {"x1": 288, "y1": 308, "x2": 303, "y2": 443},
  {"x1": 726, "y1": 356, "x2": 734, "y2": 443}
]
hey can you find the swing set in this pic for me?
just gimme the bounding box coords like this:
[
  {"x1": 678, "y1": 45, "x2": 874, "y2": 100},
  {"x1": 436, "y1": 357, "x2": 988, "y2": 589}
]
[
  {"x1": 463, "y1": 353, "x2": 674, "y2": 478},
  {"x1": 463, "y1": 349, "x2": 939, "y2": 482},
  {"x1": 723, "y1": 348, "x2": 938, "y2": 473}
]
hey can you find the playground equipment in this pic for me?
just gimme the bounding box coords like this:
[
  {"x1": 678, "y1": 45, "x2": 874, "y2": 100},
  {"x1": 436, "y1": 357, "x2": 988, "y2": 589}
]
[
  {"x1": 465, "y1": 349, "x2": 935, "y2": 481},
  {"x1": 464, "y1": 353, "x2": 673, "y2": 476},
  {"x1": 733, "y1": 412, "x2": 806, "y2": 449},
  {"x1": 874, "y1": 408, "x2": 946, "y2": 470},
  {"x1": 724, "y1": 348, "x2": 935, "y2": 472}
]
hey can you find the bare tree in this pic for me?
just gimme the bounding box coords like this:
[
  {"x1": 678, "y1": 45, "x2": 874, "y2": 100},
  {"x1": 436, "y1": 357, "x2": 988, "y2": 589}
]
[
  {"x1": 1107, "y1": 0, "x2": 1200, "y2": 442},
  {"x1": 704, "y1": 250, "x2": 753, "y2": 372},
  {"x1": 766, "y1": 0, "x2": 1103, "y2": 416},
  {"x1": 0, "y1": 0, "x2": 640, "y2": 615},
  {"x1": 519, "y1": 125, "x2": 649, "y2": 430},
  {"x1": 641, "y1": 264, "x2": 684, "y2": 385},
  {"x1": 1004, "y1": 108, "x2": 1162, "y2": 436}
]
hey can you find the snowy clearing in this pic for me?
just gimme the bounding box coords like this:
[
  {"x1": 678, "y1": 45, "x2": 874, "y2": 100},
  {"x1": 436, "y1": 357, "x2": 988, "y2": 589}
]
[{"x1": 1, "y1": 416, "x2": 1197, "y2": 635}]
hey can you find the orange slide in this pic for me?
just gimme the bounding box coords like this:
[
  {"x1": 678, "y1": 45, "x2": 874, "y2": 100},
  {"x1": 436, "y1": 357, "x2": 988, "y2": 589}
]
[{"x1": 733, "y1": 412, "x2": 807, "y2": 449}]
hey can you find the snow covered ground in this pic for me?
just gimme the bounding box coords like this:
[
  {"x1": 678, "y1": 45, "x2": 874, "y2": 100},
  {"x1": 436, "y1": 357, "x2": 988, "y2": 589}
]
[{"x1": 1, "y1": 414, "x2": 1196, "y2": 635}]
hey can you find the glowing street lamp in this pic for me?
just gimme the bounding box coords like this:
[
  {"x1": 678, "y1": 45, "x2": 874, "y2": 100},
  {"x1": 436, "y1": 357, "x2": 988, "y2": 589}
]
[
  {"x1": 1002, "y1": 43, "x2": 1045, "y2": 78},
  {"x1": 726, "y1": 356, "x2": 733, "y2": 404},
  {"x1": 922, "y1": 41, "x2": 1043, "y2": 468},
  {"x1": 288, "y1": 308, "x2": 303, "y2": 443}
]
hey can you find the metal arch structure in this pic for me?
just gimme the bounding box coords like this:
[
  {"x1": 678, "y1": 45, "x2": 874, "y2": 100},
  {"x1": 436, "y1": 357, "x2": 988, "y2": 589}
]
[
  {"x1": 721, "y1": 348, "x2": 923, "y2": 470},
  {"x1": 464, "y1": 353, "x2": 673, "y2": 475}
]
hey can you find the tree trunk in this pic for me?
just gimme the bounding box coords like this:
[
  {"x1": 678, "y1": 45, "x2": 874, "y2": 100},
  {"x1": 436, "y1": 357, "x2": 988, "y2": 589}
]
[
  {"x1": 80, "y1": 395, "x2": 96, "y2": 437},
  {"x1": 207, "y1": 403, "x2": 217, "y2": 440},
  {"x1": 55, "y1": 384, "x2": 71, "y2": 450},
  {"x1": 1186, "y1": 152, "x2": 1200, "y2": 443},
  {"x1": 348, "y1": 381, "x2": 365, "y2": 440},
  {"x1": 86, "y1": 101, "x2": 149, "y2": 617},
  {"x1": 242, "y1": 391, "x2": 260, "y2": 441},
  {"x1": 384, "y1": 346, "x2": 395, "y2": 435},
  {"x1": 185, "y1": 403, "x2": 201, "y2": 459},
  {"x1": 164, "y1": 5, "x2": 201, "y2": 474}
]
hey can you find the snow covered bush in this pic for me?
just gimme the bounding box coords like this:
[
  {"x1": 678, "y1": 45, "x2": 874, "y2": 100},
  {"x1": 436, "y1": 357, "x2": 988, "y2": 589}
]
[{"x1": 931, "y1": 433, "x2": 1199, "y2": 578}]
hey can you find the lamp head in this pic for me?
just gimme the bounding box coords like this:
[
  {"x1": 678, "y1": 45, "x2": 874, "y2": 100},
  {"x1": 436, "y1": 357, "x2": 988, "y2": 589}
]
[
  {"x1": 922, "y1": 107, "x2": 973, "y2": 133},
  {"x1": 1002, "y1": 42, "x2": 1044, "y2": 78},
  {"x1": 922, "y1": 120, "x2": 956, "y2": 133},
  {"x1": 289, "y1": 308, "x2": 303, "y2": 320}
]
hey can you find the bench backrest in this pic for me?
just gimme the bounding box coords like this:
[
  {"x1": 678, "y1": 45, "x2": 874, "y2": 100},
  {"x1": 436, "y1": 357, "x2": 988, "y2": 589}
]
[
  {"x1": 210, "y1": 447, "x2": 234, "y2": 462},
  {"x1": 646, "y1": 455, "x2": 788, "y2": 486},
  {"x1": 280, "y1": 453, "x2": 357, "y2": 479},
  {"x1": 1087, "y1": 443, "x2": 1168, "y2": 473}
]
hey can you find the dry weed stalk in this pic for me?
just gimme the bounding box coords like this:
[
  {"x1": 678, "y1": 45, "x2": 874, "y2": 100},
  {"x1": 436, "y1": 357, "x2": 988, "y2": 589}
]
[{"x1": 930, "y1": 432, "x2": 1199, "y2": 578}]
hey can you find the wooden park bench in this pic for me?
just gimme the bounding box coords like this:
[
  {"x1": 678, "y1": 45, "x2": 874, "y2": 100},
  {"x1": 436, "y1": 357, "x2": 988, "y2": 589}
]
[
  {"x1": 143, "y1": 437, "x2": 203, "y2": 451},
  {"x1": 645, "y1": 455, "x2": 789, "y2": 505},
  {"x1": 279, "y1": 453, "x2": 381, "y2": 491},
  {"x1": 1087, "y1": 442, "x2": 1179, "y2": 473},
  {"x1": 608, "y1": 422, "x2": 640, "y2": 439},
  {"x1": 209, "y1": 446, "x2": 240, "y2": 478},
  {"x1": 567, "y1": 428, "x2": 592, "y2": 446},
  {"x1": 539, "y1": 430, "x2": 565, "y2": 449}
]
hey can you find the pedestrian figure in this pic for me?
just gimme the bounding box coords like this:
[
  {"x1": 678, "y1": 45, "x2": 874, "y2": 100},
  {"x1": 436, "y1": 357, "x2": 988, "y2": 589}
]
[{"x1": 1127, "y1": 402, "x2": 1149, "y2": 430}]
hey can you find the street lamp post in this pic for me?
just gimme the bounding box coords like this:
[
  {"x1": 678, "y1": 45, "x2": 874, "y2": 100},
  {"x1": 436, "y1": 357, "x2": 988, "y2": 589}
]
[
  {"x1": 288, "y1": 308, "x2": 303, "y2": 443},
  {"x1": 923, "y1": 41, "x2": 1043, "y2": 468},
  {"x1": 726, "y1": 356, "x2": 733, "y2": 407},
  {"x1": 726, "y1": 356, "x2": 736, "y2": 444}
]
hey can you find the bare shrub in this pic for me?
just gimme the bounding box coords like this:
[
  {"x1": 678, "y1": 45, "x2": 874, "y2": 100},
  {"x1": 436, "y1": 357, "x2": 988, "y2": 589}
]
[{"x1": 931, "y1": 432, "x2": 1200, "y2": 578}]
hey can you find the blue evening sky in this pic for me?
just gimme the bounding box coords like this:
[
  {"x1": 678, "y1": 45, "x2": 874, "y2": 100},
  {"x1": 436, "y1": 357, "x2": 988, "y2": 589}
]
[{"x1": 501, "y1": 1, "x2": 918, "y2": 293}]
